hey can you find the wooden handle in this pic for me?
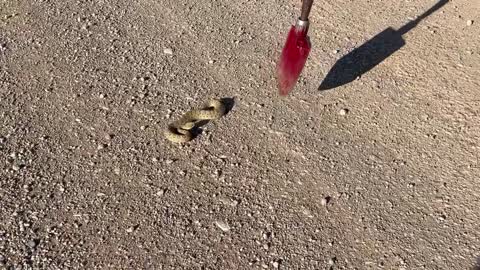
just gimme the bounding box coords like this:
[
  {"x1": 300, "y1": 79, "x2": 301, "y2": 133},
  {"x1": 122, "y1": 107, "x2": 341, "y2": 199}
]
[{"x1": 300, "y1": 0, "x2": 314, "y2": 21}]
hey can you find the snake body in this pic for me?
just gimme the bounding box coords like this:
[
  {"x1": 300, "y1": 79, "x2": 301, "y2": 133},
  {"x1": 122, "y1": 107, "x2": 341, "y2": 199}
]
[{"x1": 164, "y1": 99, "x2": 226, "y2": 143}]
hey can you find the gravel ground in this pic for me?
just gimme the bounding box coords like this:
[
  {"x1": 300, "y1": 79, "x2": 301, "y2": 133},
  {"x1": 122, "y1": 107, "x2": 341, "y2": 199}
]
[{"x1": 1, "y1": 0, "x2": 479, "y2": 269}]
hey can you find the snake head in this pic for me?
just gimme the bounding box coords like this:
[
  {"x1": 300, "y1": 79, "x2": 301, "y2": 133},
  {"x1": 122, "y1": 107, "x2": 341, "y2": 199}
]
[{"x1": 180, "y1": 121, "x2": 196, "y2": 130}]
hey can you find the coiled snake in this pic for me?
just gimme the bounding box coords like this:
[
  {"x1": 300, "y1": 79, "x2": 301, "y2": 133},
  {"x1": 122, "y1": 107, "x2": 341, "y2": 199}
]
[{"x1": 164, "y1": 99, "x2": 226, "y2": 143}]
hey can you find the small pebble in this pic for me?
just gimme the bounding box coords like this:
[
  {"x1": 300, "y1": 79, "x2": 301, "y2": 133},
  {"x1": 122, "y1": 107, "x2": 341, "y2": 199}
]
[
  {"x1": 27, "y1": 239, "x2": 38, "y2": 249},
  {"x1": 321, "y1": 196, "x2": 331, "y2": 206},
  {"x1": 231, "y1": 199, "x2": 239, "y2": 207},
  {"x1": 126, "y1": 225, "x2": 139, "y2": 233},
  {"x1": 302, "y1": 208, "x2": 314, "y2": 218},
  {"x1": 272, "y1": 261, "x2": 279, "y2": 268},
  {"x1": 208, "y1": 60, "x2": 215, "y2": 64},
  {"x1": 467, "y1": 20, "x2": 473, "y2": 26},
  {"x1": 163, "y1": 48, "x2": 173, "y2": 55},
  {"x1": 215, "y1": 220, "x2": 230, "y2": 232},
  {"x1": 165, "y1": 159, "x2": 174, "y2": 165},
  {"x1": 165, "y1": 109, "x2": 173, "y2": 119},
  {"x1": 328, "y1": 257, "x2": 337, "y2": 265},
  {"x1": 333, "y1": 49, "x2": 340, "y2": 54},
  {"x1": 97, "y1": 144, "x2": 106, "y2": 150},
  {"x1": 12, "y1": 164, "x2": 20, "y2": 171},
  {"x1": 338, "y1": 108, "x2": 349, "y2": 116}
]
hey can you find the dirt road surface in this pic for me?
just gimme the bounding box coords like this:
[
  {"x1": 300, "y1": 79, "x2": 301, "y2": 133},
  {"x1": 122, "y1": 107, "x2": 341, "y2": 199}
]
[{"x1": 1, "y1": 0, "x2": 479, "y2": 269}]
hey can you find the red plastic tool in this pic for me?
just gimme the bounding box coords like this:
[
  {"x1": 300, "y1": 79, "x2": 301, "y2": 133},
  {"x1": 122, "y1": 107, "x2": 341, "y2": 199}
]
[{"x1": 277, "y1": 0, "x2": 313, "y2": 96}]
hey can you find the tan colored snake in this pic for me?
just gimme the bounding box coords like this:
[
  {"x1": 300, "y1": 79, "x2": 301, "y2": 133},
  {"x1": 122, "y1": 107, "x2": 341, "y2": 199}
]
[{"x1": 164, "y1": 99, "x2": 226, "y2": 143}]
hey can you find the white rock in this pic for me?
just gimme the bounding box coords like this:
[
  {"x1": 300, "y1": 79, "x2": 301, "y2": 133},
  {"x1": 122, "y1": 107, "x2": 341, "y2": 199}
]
[
  {"x1": 321, "y1": 197, "x2": 329, "y2": 206},
  {"x1": 338, "y1": 108, "x2": 349, "y2": 116},
  {"x1": 27, "y1": 240, "x2": 37, "y2": 248},
  {"x1": 467, "y1": 20, "x2": 474, "y2": 26},
  {"x1": 302, "y1": 207, "x2": 314, "y2": 218},
  {"x1": 163, "y1": 48, "x2": 173, "y2": 55},
  {"x1": 215, "y1": 220, "x2": 230, "y2": 232}
]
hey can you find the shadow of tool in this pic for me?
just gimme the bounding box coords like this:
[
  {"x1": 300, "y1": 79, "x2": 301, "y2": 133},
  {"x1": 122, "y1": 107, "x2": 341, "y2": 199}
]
[{"x1": 318, "y1": 0, "x2": 448, "y2": 91}]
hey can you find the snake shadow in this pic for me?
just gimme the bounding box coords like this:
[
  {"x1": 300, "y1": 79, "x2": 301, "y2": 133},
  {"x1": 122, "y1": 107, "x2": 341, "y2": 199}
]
[
  {"x1": 189, "y1": 97, "x2": 236, "y2": 138},
  {"x1": 472, "y1": 256, "x2": 480, "y2": 270},
  {"x1": 318, "y1": 0, "x2": 448, "y2": 91}
]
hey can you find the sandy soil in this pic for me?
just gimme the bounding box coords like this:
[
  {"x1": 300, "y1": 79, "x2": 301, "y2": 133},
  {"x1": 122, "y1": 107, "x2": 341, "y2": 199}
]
[{"x1": 1, "y1": 0, "x2": 479, "y2": 269}]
